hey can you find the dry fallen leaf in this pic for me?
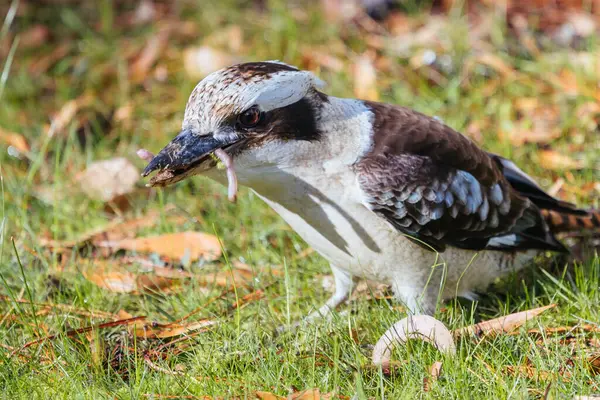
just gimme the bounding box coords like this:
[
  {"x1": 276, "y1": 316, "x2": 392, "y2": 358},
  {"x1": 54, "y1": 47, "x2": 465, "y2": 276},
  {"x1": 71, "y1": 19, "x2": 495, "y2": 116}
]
[
  {"x1": 132, "y1": 319, "x2": 216, "y2": 339},
  {"x1": 504, "y1": 101, "x2": 562, "y2": 145},
  {"x1": 352, "y1": 53, "x2": 378, "y2": 101},
  {"x1": 454, "y1": 304, "x2": 556, "y2": 337},
  {"x1": 256, "y1": 392, "x2": 286, "y2": 400},
  {"x1": 82, "y1": 261, "x2": 181, "y2": 294},
  {"x1": 0, "y1": 127, "x2": 29, "y2": 153},
  {"x1": 504, "y1": 365, "x2": 553, "y2": 381},
  {"x1": 39, "y1": 209, "x2": 182, "y2": 250},
  {"x1": 301, "y1": 47, "x2": 345, "y2": 72},
  {"x1": 20, "y1": 24, "x2": 49, "y2": 49},
  {"x1": 588, "y1": 354, "x2": 600, "y2": 375},
  {"x1": 256, "y1": 389, "x2": 348, "y2": 400},
  {"x1": 47, "y1": 95, "x2": 91, "y2": 137},
  {"x1": 183, "y1": 46, "x2": 239, "y2": 79},
  {"x1": 430, "y1": 360, "x2": 443, "y2": 380},
  {"x1": 423, "y1": 360, "x2": 443, "y2": 392},
  {"x1": 372, "y1": 315, "x2": 456, "y2": 368},
  {"x1": 95, "y1": 231, "x2": 222, "y2": 262},
  {"x1": 195, "y1": 266, "x2": 254, "y2": 289},
  {"x1": 539, "y1": 150, "x2": 584, "y2": 171},
  {"x1": 130, "y1": 26, "x2": 170, "y2": 83},
  {"x1": 289, "y1": 389, "x2": 322, "y2": 400},
  {"x1": 29, "y1": 42, "x2": 71, "y2": 75},
  {"x1": 77, "y1": 157, "x2": 140, "y2": 203},
  {"x1": 474, "y1": 53, "x2": 516, "y2": 79},
  {"x1": 509, "y1": 323, "x2": 600, "y2": 338},
  {"x1": 203, "y1": 25, "x2": 244, "y2": 53}
]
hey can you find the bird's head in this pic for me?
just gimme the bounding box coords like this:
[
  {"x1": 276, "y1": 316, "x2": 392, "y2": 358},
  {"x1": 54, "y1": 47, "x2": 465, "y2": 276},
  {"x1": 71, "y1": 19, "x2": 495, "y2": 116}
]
[{"x1": 142, "y1": 61, "x2": 327, "y2": 187}]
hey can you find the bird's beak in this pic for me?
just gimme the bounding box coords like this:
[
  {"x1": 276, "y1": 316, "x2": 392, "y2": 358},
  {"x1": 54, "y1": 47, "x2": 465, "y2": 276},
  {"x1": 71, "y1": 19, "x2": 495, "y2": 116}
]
[{"x1": 141, "y1": 128, "x2": 236, "y2": 187}]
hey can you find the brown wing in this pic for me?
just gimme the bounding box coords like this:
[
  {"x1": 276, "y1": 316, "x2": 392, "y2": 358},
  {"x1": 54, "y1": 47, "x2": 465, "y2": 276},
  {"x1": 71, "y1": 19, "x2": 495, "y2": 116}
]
[{"x1": 356, "y1": 102, "x2": 566, "y2": 253}]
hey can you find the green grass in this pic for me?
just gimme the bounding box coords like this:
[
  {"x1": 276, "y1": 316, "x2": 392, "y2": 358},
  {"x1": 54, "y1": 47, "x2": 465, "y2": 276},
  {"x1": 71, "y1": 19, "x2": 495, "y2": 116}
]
[{"x1": 0, "y1": 1, "x2": 599, "y2": 398}]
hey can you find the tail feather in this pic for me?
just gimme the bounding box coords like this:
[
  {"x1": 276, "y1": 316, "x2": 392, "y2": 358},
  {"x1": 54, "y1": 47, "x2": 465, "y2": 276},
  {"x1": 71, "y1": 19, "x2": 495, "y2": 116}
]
[{"x1": 542, "y1": 209, "x2": 600, "y2": 233}]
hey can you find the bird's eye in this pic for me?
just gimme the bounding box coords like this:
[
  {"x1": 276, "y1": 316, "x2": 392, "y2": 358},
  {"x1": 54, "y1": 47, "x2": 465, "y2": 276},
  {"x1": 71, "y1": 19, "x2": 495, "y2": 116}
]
[{"x1": 237, "y1": 107, "x2": 262, "y2": 129}]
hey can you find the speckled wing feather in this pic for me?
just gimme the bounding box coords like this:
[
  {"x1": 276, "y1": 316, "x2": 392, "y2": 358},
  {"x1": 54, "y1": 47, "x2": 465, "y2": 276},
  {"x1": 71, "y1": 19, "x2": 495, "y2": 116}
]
[{"x1": 356, "y1": 102, "x2": 566, "y2": 253}]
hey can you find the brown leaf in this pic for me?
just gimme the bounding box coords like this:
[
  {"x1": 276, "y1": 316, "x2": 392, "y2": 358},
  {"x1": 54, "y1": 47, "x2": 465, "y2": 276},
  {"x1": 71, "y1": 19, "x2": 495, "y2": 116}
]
[
  {"x1": 20, "y1": 25, "x2": 49, "y2": 49},
  {"x1": 510, "y1": 323, "x2": 600, "y2": 337},
  {"x1": 289, "y1": 389, "x2": 321, "y2": 400},
  {"x1": 232, "y1": 289, "x2": 264, "y2": 309},
  {"x1": 429, "y1": 360, "x2": 443, "y2": 380},
  {"x1": 504, "y1": 365, "x2": 553, "y2": 381},
  {"x1": 256, "y1": 392, "x2": 286, "y2": 400},
  {"x1": 12, "y1": 315, "x2": 146, "y2": 356},
  {"x1": 130, "y1": 26, "x2": 170, "y2": 83},
  {"x1": 117, "y1": 309, "x2": 134, "y2": 319},
  {"x1": 301, "y1": 47, "x2": 345, "y2": 72},
  {"x1": 0, "y1": 126, "x2": 29, "y2": 153},
  {"x1": 352, "y1": 53, "x2": 378, "y2": 101},
  {"x1": 95, "y1": 231, "x2": 222, "y2": 262},
  {"x1": 39, "y1": 210, "x2": 174, "y2": 251},
  {"x1": 29, "y1": 42, "x2": 71, "y2": 75},
  {"x1": 588, "y1": 354, "x2": 600, "y2": 375},
  {"x1": 423, "y1": 361, "x2": 443, "y2": 392},
  {"x1": 503, "y1": 100, "x2": 561, "y2": 145},
  {"x1": 203, "y1": 25, "x2": 244, "y2": 53},
  {"x1": 454, "y1": 304, "x2": 556, "y2": 337},
  {"x1": 84, "y1": 268, "x2": 137, "y2": 293},
  {"x1": 82, "y1": 260, "x2": 181, "y2": 294},
  {"x1": 539, "y1": 150, "x2": 584, "y2": 171},
  {"x1": 183, "y1": 46, "x2": 240, "y2": 79},
  {"x1": 132, "y1": 319, "x2": 216, "y2": 339},
  {"x1": 47, "y1": 95, "x2": 91, "y2": 137},
  {"x1": 196, "y1": 267, "x2": 254, "y2": 289},
  {"x1": 77, "y1": 157, "x2": 140, "y2": 202}
]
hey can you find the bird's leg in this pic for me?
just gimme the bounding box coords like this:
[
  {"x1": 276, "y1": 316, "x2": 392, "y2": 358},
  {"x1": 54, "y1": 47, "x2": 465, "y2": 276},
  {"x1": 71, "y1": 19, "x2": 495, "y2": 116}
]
[
  {"x1": 304, "y1": 265, "x2": 353, "y2": 322},
  {"x1": 391, "y1": 276, "x2": 442, "y2": 316}
]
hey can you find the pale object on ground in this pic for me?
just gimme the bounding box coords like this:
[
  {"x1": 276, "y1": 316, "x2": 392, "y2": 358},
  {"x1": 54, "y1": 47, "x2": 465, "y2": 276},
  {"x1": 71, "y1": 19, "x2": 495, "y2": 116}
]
[
  {"x1": 372, "y1": 315, "x2": 456, "y2": 368},
  {"x1": 78, "y1": 157, "x2": 139, "y2": 202}
]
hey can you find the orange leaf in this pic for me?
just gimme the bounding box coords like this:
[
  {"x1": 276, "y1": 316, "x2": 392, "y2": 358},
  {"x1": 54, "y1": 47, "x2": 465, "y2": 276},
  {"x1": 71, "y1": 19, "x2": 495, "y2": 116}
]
[
  {"x1": 133, "y1": 319, "x2": 216, "y2": 339},
  {"x1": 82, "y1": 260, "x2": 181, "y2": 294},
  {"x1": 539, "y1": 150, "x2": 584, "y2": 170},
  {"x1": 256, "y1": 392, "x2": 286, "y2": 400},
  {"x1": 20, "y1": 25, "x2": 49, "y2": 49},
  {"x1": 47, "y1": 95, "x2": 91, "y2": 137},
  {"x1": 454, "y1": 304, "x2": 556, "y2": 337},
  {"x1": 289, "y1": 389, "x2": 321, "y2": 400},
  {"x1": 0, "y1": 127, "x2": 29, "y2": 153},
  {"x1": 196, "y1": 268, "x2": 254, "y2": 289},
  {"x1": 95, "y1": 231, "x2": 222, "y2": 262},
  {"x1": 503, "y1": 100, "x2": 561, "y2": 145},
  {"x1": 352, "y1": 53, "x2": 378, "y2": 101},
  {"x1": 475, "y1": 53, "x2": 516, "y2": 79},
  {"x1": 130, "y1": 27, "x2": 170, "y2": 83}
]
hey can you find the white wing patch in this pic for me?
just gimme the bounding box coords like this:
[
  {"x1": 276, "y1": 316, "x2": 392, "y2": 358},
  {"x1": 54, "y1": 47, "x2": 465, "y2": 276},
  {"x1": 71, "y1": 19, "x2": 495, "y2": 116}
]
[{"x1": 488, "y1": 234, "x2": 517, "y2": 247}]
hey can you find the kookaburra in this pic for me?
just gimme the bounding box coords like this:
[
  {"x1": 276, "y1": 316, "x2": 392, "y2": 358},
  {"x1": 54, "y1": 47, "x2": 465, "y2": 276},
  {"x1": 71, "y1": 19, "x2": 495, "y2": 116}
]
[{"x1": 141, "y1": 61, "x2": 599, "y2": 315}]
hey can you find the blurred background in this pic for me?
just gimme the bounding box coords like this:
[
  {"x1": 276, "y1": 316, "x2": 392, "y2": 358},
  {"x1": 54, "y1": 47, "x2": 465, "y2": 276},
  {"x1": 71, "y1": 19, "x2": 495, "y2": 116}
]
[{"x1": 0, "y1": 0, "x2": 599, "y2": 398}]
